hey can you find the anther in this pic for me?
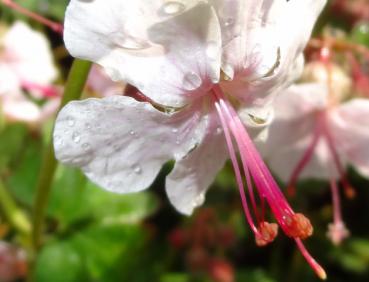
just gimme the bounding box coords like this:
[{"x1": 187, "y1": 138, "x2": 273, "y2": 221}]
[
  {"x1": 255, "y1": 221, "x2": 278, "y2": 247},
  {"x1": 327, "y1": 221, "x2": 350, "y2": 246},
  {"x1": 284, "y1": 213, "x2": 313, "y2": 239}
]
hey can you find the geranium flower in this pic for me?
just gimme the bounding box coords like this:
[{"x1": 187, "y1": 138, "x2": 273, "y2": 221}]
[
  {"x1": 54, "y1": 0, "x2": 326, "y2": 277},
  {"x1": 262, "y1": 58, "x2": 369, "y2": 245},
  {"x1": 0, "y1": 21, "x2": 60, "y2": 125}
]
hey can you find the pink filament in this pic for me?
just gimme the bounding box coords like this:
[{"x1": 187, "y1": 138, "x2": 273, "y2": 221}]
[
  {"x1": 212, "y1": 85, "x2": 325, "y2": 279},
  {"x1": 288, "y1": 122, "x2": 322, "y2": 196}
]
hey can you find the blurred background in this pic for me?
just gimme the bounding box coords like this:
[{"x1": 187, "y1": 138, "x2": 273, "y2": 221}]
[{"x1": 0, "y1": 0, "x2": 369, "y2": 281}]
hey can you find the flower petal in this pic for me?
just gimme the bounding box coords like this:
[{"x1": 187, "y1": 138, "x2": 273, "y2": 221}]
[
  {"x1": 64, "y1": 0, "x2": 221, "y2": 107},
  {"x1": 261, "y1": 83, "x2": 331, "y2": 181},
  {"x1": 219, "y1": 0, "x2": 326, "y2": 107},
  {"x1": 53, "y1": 95, "x2": 209, "y2": 194},
  {"x1": 166, "y1": 110, "x2": 228, "y2": 215},
  {"x1": 329, "y1": 99, "x2": 369, "y2": 178},
  {"x1": 3, "y1": 21, "x2": 57, "y2": 86}
]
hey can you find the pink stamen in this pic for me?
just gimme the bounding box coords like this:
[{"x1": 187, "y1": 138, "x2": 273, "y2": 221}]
[
  {"x1": 2, "y1": 0, "x2": 63, "y2": 34},
  {"x1": 295, "y1": 239, "x2": 327, "y2": 280},
  {"x1": 213, "y1": 96, "x2": 259, "y2": 235},
  {"x1": 320, "y1": 113, "x2": 356, "y2": 199},
  {"x1": 327, "y1": 178, "x2": 349, "y2": 245},
  {"x1": 211, "y1": 85, "x2": 325, "y2": 279},
  {"x1": 288, "y1": 121, "x2": 322, "y2": 197}
]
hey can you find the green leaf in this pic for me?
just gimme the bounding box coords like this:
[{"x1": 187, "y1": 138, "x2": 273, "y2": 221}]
[
  {"x1": 34, "y1": 242, "x2": 88, "y2": 282},
  {"x1": 46, "y1": 165, "x2": 159, "y2": 227},
  {"x1": 35, "y1": 223, "x2": 149, "y2": 282}
]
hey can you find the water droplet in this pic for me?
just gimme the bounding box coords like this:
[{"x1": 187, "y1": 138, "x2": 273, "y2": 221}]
[
  {"x1": 206, "y1": 41, "x2": 219, "y2": 60},
  {"x1": 129, "y1": 130, "x2": 135, "y2": 136},
  {"x1": 182, "y1": 72, "x2": 202, "y2": 91},
  {"x1": 172, "y1": 128, "x2": 178, "y2": 133},
  {"x1": 132, "y1": 164, "x2": 142, "y2": 174},
  {"x1": 216, "y1": 127, "x2": 222, "y2": 134},
  {"x1": 224, "y1": 18, "x2": 234, "y2": 27},
  {"x1": 193, "y1": 193, "x2": 205, "y2": 207},
  {"x1": 159, "y1": 2, "x2": 185, "y2": 16},
  {"x1": 82, "y1": 143, "x2": 91, "y2": 151},
  {"x1": 86, "y1": 123, "x2": 91, "y2": 129},
  {"x1": 72, "y1": 132, "x2": 81, "y2": 143},
  {"x1": 54, "y1": 135, "x2": 63, "y2": 147},
  {"x1": 67, "y1": 117, "x2": 75, "y2": 127}
]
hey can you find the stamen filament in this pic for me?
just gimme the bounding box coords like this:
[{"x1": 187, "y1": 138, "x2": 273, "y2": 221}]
[
  {"x1": 213, "y1": 96, "x2": 259, "y2": 235},
  {"x1": 288, "y1": 121, "x2": 322, "y2": 197},
  {"x1": 295, "y1": 239, "x2": 327, "y2": 280}
]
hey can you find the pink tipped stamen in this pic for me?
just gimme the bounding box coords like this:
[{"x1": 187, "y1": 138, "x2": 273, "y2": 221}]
[
  {"x1": 295, "y1": 239, "x2": 327, "y2": 280},
  {"x1": 21, "y1": 81, "x2": 60, "y2": 99},
  {"x1": 212, "y1": 85, "x2": 325, "y2": 278},
  {"x1": 2, "y1": 0, "x2": 63, "y2": 34},
  {"x1": 320, "y1": 114, "x2": 356, "y2": 199},
  {"x1": 327, "y1": 177, "x2": 350, "y2": 245}
]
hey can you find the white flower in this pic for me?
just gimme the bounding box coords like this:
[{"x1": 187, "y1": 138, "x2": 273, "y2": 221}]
[
  {"x1": 0, "y1": 21, "x2": 60, "y2": 125},
  {"x1": 55, "y1": 1, "x2": 327, "y2": 277}
]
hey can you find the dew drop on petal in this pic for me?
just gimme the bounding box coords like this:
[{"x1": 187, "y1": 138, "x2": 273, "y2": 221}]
[
  {"x1": 182, "y1": 72, "x2": 202, "y2": 91},
  {"x1": 82, "y1": 143, "x2": 91, "y2": 151},
  {"x1": 160, "y1": 2, "x2": 185, "y2": 16},
  {"x1": 129, "y1": 130, "x2": 135, "y2": 136},
  {"x1": 224, "y1": 18, "x2": 234, "y2": 27},
  {"x1": 192, "y1": 193, "x2": 205, "y2": 207},
  {"x1": 206, "y1": 41, "x2": 219, "y2": 60},
  {"x1": 72, "y1": 132, "x2": 81, "y2": 143},
  {"x1": 54, "y1": 135, "x2": 63, "y2": 147},
  {"x1": 67, "y1": 117, "x2": 75, "y2": 127},
  {"x1": 132, "y1": 164, "x2": 142, "y2": 174},
  {"x1": 172, "y1": 128, "x2": 178, "y2": 133}
]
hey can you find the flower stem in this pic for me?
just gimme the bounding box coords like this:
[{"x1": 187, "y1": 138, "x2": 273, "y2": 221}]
[
  {"x1": 0, "y1": 179, "x2": 31, "y2": 236},
  {"x1": 32, "y1": 59, "x2": 92, "y2": 251}
]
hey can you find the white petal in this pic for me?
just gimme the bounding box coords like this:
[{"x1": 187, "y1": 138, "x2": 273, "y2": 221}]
[
  {"x1": 2, "y1": 92, "x2": 42, "y2": 124},
  {"x1": 329, "y1": 99, "x2": 369, "y2": 178},
  {"x1": 3, "y1": 21, "x2": 57, "y2": 85},
  {"x1": 64, "y1": 0, "x2": 222, "y2": 107},
  {"x1": 218, "y1": 0, "x2": 326, "y2": 103},
  {"x1": 166, "y1": 110, "x2": 228, "y2": 215},
  {"x1": 261, "y1": 83, "x2": 332, "y2": 181},
  {"x1": 53, "y1": 96, "x2": 209, "y2": 194},
  {"x1": 0, "y1": 64, "x2": 19, "y2": 95}
]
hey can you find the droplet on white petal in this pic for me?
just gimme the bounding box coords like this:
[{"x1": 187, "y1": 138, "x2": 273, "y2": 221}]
[
  {"x1": 82, "y1": 143, "x2": 91, "y2": 151},
  {"x1": 206, "y1": 41, "x2": 219, "y2": 60},
  {"x1": 54, "y1": 135, "x2": 63, "y2": 147},
  {"x1": 67, "y1": 117, "x2": 75, "y2": 127},
  {"x1": 159, "y1": 2, "x2": 185, "y2": 16},
  {"x1": 132, "y1": 164, "x2": 142, "y2": 174},
  {"x1": 223, "y1": 18, "x2": 234, "y2": 27},
  {"x1": 72, "y1": 132, "x2": 81, "y2": 143},
  {"x1": 192, "y1": 193, "x2": 205, "y2": 207},
  {"x1": 182, "y1": 72, "x2": 202, "y2": 91},
  {"x1": 129, "y1": 130, "x2": 135, "y2": 136}
]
